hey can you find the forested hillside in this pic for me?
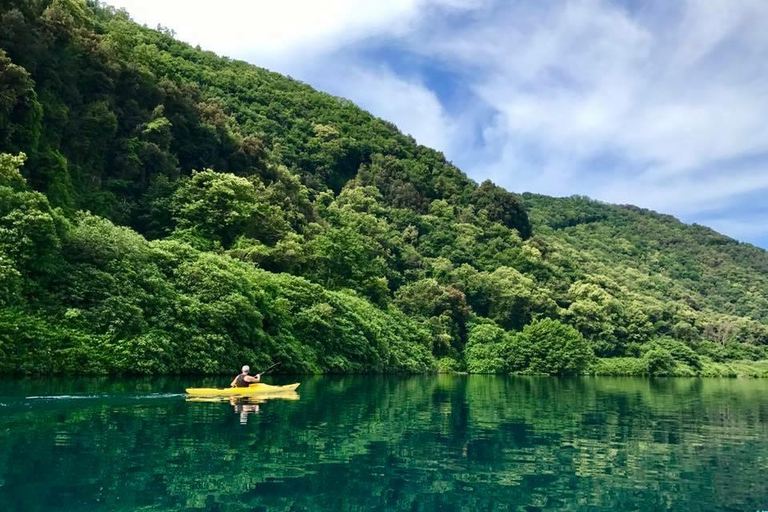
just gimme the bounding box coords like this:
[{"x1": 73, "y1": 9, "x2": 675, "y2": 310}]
[{"x1": 1, "y1": 0, "x2": 767, "y2": 376}]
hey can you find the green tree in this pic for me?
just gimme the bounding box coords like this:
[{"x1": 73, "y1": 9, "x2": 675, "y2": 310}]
[
  {"x1": 169, "y1": 169, "x2": 289, "y2": 248},
  {"x1": 508, "y1": 318, "x2": 595, "y2": 375},
  {"x1": 472, "y1": 180, "x2": 532, "y2": 239},
  {"x1": 395, "y1": 278, "x2": 470, "y2": 355},
  {"x1": 465, "y1": 322, "x2": 510, "y2": 373}
]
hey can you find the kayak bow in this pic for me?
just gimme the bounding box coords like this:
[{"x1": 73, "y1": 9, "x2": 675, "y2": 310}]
[{"x1": 186, "y1": 383, "x2": 300, "y2": 397}]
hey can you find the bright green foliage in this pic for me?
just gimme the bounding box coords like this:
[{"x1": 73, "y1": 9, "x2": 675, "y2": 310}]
[
  {"x1": 508, "y1": 319, "x2": 595, "y2": 375},
  {"x1": 464, "y1": 323, "x2": 511, "y2": 373},
  {"x1": 436, "y1": 356, "x2": 461, "y2": 372},
  {"x1": 0, "y1": 1, "x2": 767, "y2": 374},
  {"x1": 591, "y1": 357, "x2": 650, "y2": 376},
  {"x1": 170, "y1": 170, "x2": 267, "y2": 248},
  {"x1": 0, "y1": 153, "x2": 62, "y2": 283},
  {"x1": 0, "y1": 152, "x2": 27, "y2": 189},
  {"x1": 0, "y1": 191, "x2": 434, "y2": 374},
  {"x1": 465, "y1": 342, "x2": 508, "y2": 374},
  {"x1": 525, "y1": 194, "x2": 768, "y2": 348},
  {"x1": 650, "y1": 338, "x2": 702, "y2": 371},
  {"x1": 451, "y1": 265, "x2": 555, "y2": 330}
]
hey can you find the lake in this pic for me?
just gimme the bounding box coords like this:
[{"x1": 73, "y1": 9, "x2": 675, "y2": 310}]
[{"x1": 0, "y1": 376, "x2": 766, "y2": 511}]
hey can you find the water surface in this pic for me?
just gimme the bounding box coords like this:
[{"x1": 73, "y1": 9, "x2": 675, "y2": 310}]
[{"x1": 0, "y1": 376, "x2": 766, "y2": 511}]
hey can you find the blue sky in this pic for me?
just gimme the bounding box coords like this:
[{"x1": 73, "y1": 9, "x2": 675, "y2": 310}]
[{"x1": 108, "y1": 0, "x2": 768, "y2": 248}]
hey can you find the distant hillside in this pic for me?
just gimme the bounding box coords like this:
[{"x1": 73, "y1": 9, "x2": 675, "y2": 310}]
[
  {"x1": 0, "y1": 0, "x2": 766, "y2": 376},
  {"x1": 525, "y1": 194, "x2": 768, "y2": 323}
]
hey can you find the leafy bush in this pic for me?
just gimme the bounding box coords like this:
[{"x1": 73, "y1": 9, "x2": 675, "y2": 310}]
[
  {"x1": 465, "y1": 342, "x2": 508, "y2": 374},
  {"x1": 436, "y1": 357, "x2": 462, "y2": 373},
  {"x1": 591, "y1": 357, "x2": 649, "y2": 376},
  {"x1": 508, "y1": 318, "x2": 595, "y2": 375},
  {"x1": 652, "y1": 337, "x2": 702, "y2": 370},
  {"x1": 464, "y1": 323, "x2": 512, "y2": 373},
  {"x1": 643, "y1": 347, "x2": 675, "y2": 376}
]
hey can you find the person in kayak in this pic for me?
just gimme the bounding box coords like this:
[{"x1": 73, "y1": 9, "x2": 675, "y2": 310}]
[{"x1": 230, "y1": 365, "x2": 261, "y2": 388}]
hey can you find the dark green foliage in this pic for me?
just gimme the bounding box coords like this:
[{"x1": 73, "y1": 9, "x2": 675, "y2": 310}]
[
  {"x1": 0, "y1": 1, "x2": 767, "y2": 375},
  {"x1": 0, "y1": 50, "x2": 42, "y2": 156},
  {"x1": 472, "y1": 180, "x2": 532, "y2": 239},
  {"x1": 395, "y1": 278, "x2": 470, "y2": 356}
]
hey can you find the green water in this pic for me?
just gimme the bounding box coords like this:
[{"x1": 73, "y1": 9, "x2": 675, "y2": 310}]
[{"x1": 1, "y1": 376, "x2": 766, "y2": 511}]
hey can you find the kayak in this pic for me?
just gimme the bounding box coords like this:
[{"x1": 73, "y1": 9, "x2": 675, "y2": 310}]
[
  {"x1": 186, "y1": 392, "x2": 300, "y2": 403},
  {"x1": 186, "y1": 383, "x2": 300, "y2": 397}
]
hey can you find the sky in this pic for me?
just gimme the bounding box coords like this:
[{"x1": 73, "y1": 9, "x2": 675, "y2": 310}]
[{"x1": 106, "y1": 0, "x2": 768, "y2": 248}]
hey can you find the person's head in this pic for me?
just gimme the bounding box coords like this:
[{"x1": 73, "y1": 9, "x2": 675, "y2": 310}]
[{"x1": 241, "y1": 365, "x2": 250, "y2": 374}]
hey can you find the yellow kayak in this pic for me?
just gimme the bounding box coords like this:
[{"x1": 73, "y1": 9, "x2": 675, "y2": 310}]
[
  {"x1": 186, "y1": 392, "x2": 299, "y2": 403},
  {"x1": 186, "y1": 383, "x2": 300, "y2": 397}
]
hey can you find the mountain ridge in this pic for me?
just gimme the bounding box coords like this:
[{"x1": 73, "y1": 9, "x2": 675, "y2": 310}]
[{"x1": 0, "y1": 0, "x2": 766, "y2": 376}]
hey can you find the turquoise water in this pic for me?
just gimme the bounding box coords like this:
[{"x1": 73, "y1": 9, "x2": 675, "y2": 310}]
[{"x1": 0, "y1": 376, "x2": 766, "y2": 511}]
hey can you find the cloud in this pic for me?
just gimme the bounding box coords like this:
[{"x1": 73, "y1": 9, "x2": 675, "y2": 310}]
[
  {"x1": 311, "y1": 65, "x2": 462, "y2": 154},
  {"x1": 406, "y1": 0, "x2": 768, "y2": 244},
  {"x1": 427, "y1": 1, "x2": 768, "y2": 178},
  {"x1": 106, "y1": 0, "x2": 481, "y2": 65},
  {"x1": 108, "y1": 0, "x2": 414, "y2": 59}
]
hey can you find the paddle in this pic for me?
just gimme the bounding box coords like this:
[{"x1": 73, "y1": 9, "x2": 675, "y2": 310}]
[{"x1": 256, "y1": 362, "x2": 281, "y2": 378}]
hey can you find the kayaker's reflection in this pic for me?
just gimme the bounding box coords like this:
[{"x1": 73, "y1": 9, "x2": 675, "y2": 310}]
[{"x1": 230, "y1": 397, "x2": 262, "y2": 424}]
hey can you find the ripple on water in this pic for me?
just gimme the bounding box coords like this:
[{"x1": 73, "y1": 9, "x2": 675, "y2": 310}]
[{"x1": 0, "y1": 376, "x2": 767, "y2": 512}]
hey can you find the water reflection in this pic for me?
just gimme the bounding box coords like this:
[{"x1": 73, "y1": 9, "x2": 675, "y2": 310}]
[
  {"x1": 1, "y1": 376, "x2": 767, "y2": 511},
  {"x1": 186, "y1": 392, "x2": 300, "y2": 424},
  {"x1": 232, "y1": 397, "x2": 261, "y2": 424}
]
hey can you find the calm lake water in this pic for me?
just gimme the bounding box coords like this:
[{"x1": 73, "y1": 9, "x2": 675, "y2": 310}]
[{"x1": 0, "y1": 375, "x2": 766, "y2": 511}]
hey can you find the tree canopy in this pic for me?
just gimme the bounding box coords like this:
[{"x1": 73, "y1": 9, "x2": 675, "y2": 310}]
[{"x1": 0, "y1": 0, "x2": 767, "y2": 375}]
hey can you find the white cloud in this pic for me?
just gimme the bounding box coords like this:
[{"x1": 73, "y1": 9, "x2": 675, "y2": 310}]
[
  {"x1": 326, "y1": 67, "x2": 460, "y2": 154},
  {"x1": 108, "y1": 0, "x2": 416, "y2": 59},
  {"x1": 293, "y1": 59, "x2": 464, "y2": 155},
  {"x1": 600, "y1": 165, "x2": 768, "y2": 216},
  {"x1": 105, "y1": 0, "x2": 482, "y2": 65},
  {"x1": 414, "y1": 0, "x2": 768, "y2": 230}
]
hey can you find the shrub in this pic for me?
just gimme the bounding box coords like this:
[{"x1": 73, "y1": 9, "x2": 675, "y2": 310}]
[
  {"x1": 643, "y1": 347, "x2": 675, "y2": 376},
  {"x1": 508, "y1": 318, "x2": 595, "y2": 375},
  {"x1": 465, "y1": 342, "x2": 507, "y2": 373},
  {"x1": 465, "y1": 322, "x2": 511, "y2": 373},
  {"x1": 591, "y1": 357, "x2": 648, "y2": 376},
  {"x1": 653, "y1": 337, "x2": 702, "y2": 370},
  {"x1": 436, "y1": 357, "x2": 462, "y2": 373}
]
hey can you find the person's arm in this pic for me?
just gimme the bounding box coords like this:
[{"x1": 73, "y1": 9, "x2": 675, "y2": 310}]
[
  {"x1": 245, "y1": 374, "x2": 261, "y2": 383},
  {"x1": 230, "y1": 376, "x2": 238, "y2": 387}
]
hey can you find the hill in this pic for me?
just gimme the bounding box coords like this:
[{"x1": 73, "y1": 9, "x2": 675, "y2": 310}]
[{"x1": 0, "y1": 0, "x2": 766, "y2": 376}]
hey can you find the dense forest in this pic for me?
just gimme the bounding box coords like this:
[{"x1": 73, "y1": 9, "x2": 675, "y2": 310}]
[{"x1": 1, "y1": 0, "x2": 767, "y2": 376}]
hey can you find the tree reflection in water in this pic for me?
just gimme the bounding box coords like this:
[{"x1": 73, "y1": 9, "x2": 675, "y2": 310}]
[{"x1": 1, "y1": 376, "x2": 767, "y2": 511}]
